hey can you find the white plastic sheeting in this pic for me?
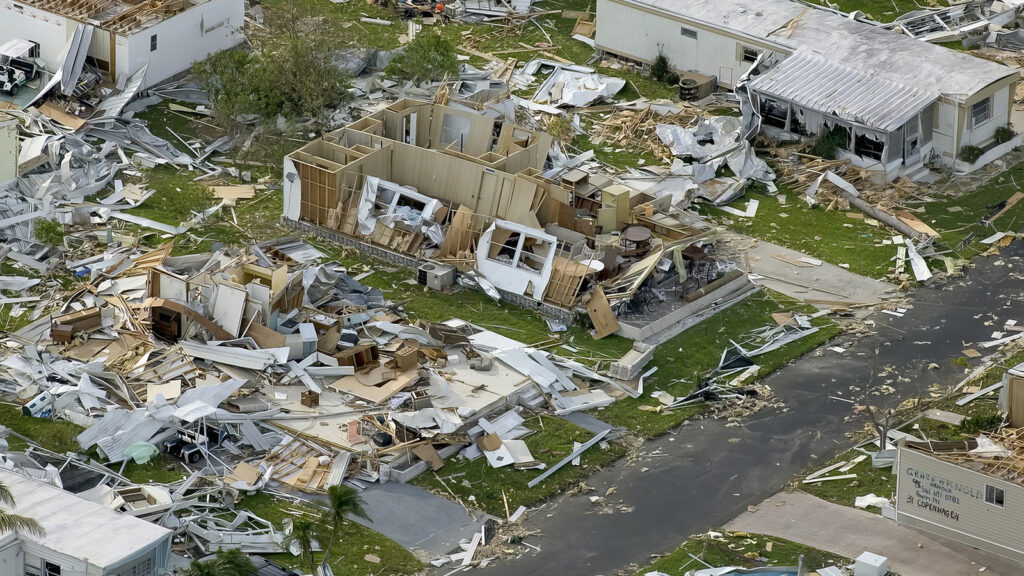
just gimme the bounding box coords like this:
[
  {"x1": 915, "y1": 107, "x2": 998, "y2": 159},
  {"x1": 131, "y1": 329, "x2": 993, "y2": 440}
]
[
  {"x1": 532, "y1": 66, "x2": 626, "y2": 108},
  {"x1": 655, "y1": 117, "x2": 775, "y2": 190},
  {"x1": 357, "y1": 176, "x2": 444, "y2": 243}
]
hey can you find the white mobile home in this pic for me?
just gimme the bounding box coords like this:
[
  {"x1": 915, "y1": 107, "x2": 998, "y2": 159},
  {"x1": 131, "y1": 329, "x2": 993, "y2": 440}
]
[
  {"x1": 0, "y1": 0, "x2": 244, "y2": 89},
  {"x1": 0, "y1": 470, "x2": 172, "y2": 576},
  {"x1": 595, "y1": 0, "x2": 1019, "y2": 174},
  {"x1": 895, "y1": 438, "x2": 1024, "y2": 564}
]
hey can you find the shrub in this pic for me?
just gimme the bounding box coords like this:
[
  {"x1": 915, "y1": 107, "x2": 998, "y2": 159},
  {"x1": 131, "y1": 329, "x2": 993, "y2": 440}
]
[
  {"x1": 809, "y1": 125, "x2": 848, "y2": 160},
  {"x1": 664, "y1": 71, "x2": 680, "y2": 86},
  {"x1": 959, "y1": 412, "x2": 1003, "y2": 434},
  {"x1": 34, "y1": 219, "x2": 65, "y2": 247},
  {"x1": 960, "y1": 145, "x2": 984, "y2": 164},
  {"x1": 995, "y1": 125, "x2": 1015, "y2": 144},
  {"x1": 651, "y1": 53, "x2": 671, "y2": 82},
  {"x1": 386, "y1": 31, "x2": 459, "y2": 85}
]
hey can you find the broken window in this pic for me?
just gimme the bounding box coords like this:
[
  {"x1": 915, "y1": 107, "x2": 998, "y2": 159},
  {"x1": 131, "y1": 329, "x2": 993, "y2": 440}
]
[
  {"x1": 972, "y1": 97, "x2": 991, "y2": 128},
  {"x1": 760, "y1": 98, "x2": 788, "y2": 130},
  {"x1": 486, "y1": 226, "x2": 551, "y2": 275},
  {"x1": 986, "y1": 484, "x2": 1005, "y2": 507},
  {"x1": 905, "y1": 119, "x2": 920, "y2": 158},
  {"x1": 680, "y1": 27, "x2": 698, "y2": 39},
  {"x1": 44, "y1": 562, "x2": 61, "y2": 576},
  {"x1": 853, "y1": 131, "x2": 884, "y2": 161},
  {"x1": 488, "y1": 229, "x2": 520, "y2": 262},
  {"x1": 150, "y1": 34, "x2": 158, "y2": 52},
  {"x1": 791, "y1": 107, "x2": 810, "y2": 136},
  {"x1": 741, "y1": 46, "x2": 761, "y2": 63},
  {"x1": 824, "y1": 123, "x2": 851, "y2": 151}
]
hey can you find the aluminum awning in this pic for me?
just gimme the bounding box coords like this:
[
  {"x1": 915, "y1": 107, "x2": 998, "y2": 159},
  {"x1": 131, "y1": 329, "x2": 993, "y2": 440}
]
[
  {"x1": 0, "y1": 38, "x2": 34, "y2": 59},
  {"x1": 747, "y1": 51, "x2": 939, "y2": 133}
]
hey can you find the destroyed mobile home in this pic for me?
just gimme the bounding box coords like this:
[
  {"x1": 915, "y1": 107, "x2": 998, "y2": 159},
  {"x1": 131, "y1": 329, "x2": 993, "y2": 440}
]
[
  {"x1": 0, "y1": 0, "x2": 244, "y2": 92},
  {"x1": 0, "y1": 236, "x2": 665, "y2": 557},
  {"x1": 283, "y1": 99, "x2": 759, "y2": 343}
]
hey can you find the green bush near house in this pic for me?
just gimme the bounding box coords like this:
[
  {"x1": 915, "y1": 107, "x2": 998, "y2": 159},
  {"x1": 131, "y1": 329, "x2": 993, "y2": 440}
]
[
  {"x1": 959, "y1": 412, "x2": 1004, "y2": 435},
  {"x1": 809, "y1": 125, "x2": 848, "y2": 160},
  {"x1": 651, "y1": 52, "x2": 671, "y2": 82},
  {"x1": 960, "y1": 145, "x2": 984, "y2": 164},
  {"x1": 995, "y1": 125, "x2": 1015, "y2": 144}
]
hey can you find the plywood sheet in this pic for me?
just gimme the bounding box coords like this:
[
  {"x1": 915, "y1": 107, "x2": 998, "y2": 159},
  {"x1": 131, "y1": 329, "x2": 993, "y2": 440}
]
[
  {"x1": 584, "y1": 286, "x2": 620, "y2": 340},
  {"x1": 894, "y1": 210, "x2": 940, "y2": 238}
]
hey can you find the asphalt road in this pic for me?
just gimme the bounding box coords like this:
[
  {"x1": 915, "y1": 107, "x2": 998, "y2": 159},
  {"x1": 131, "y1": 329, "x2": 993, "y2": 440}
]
[{"x1": 474, "y1": 243, "x2": 1024, "y2": 576}]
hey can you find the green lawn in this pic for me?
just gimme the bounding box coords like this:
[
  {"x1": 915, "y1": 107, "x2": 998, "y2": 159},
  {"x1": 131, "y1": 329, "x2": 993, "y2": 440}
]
[
  {"x1": 412, "y1": 413, "x2": 625, "y2": 516},
  {"x1": 237, "y1": 492, "x2": 424, "y2": 575},
  {"x1": 799, "y1": 449, "x2": 895, "y2": 510},
  {"x1": 920, "y1": 162, "x2": 1024, "y2": 257},
  {"x1": 803, "y1": 0, "x2": 916, "y2": 22},
  {"x1": 635, "y1": 531, "x2": 848, "y2": 575},
  {"x1": 0, "y1": 405, "x2": 82, "y2": 453},
  {"x1": 596, "y1": 291, "x2": 842, "y2": 438},
  {"x1": 125, "y1": 165, "x2": 217, "y2": 226},
  {"x1": 704, "y1": 187, "x2": 900, "y2": 279}
]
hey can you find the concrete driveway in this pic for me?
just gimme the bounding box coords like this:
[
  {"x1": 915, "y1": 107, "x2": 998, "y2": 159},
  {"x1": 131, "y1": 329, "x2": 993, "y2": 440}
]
[
  {"x1": 726, "y1": 490, "x2": 1023, "y2": 576},
  {"x1": 722, "y1": 232, "x2": 900, "y2": 307}
]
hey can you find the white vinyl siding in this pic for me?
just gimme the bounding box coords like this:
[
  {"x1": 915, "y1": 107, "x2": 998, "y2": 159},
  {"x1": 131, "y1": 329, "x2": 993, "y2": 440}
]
[
  {"x1": 595, "y1": 0, "x2": 773, "y2": 87},
  {"x1": 896, "y1": 447, "x2": 1024, "y2": 564}
]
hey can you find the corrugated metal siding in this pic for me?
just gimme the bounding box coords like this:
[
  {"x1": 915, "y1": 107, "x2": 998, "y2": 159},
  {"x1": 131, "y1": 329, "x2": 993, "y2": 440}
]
[
  {"x1": 895, "y1": 447, "x2": 1024, "y2": 563},
  {"x1": 595, "y1": 0, "x2": 757, "y2": 86},
  {"x1": 747, "y1": 51, "x2": 938, "y2": 132}
]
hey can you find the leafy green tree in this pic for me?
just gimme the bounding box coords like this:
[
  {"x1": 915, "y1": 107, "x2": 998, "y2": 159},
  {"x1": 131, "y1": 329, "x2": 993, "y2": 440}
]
[
  {"x1": 0, "y1": 481, "x2": 44, "y2": 538},
  {"x1": 177, "y1": 549, "x2": 254, "y2": 576},
  {"x1": 192, "y1": 50, "x2": 281, "y2": 127},
  {"x1": 320, "y1": 485, "x2": 370, "y2": 562},
  {"x1": 192, "y1": 0, "x2": 350, "y2": 130},
  {"x1": 385, "y1": 31, "x2": 459, "y2": 85}
]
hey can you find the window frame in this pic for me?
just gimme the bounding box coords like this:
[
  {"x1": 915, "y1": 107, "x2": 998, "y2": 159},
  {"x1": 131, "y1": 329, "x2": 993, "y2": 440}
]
[
  {"x1": 149, "y1": 34, "x2": 158, "y2": 52},
  {"x1": 985, "y1": 484, "x2": 1005, "y2": 508},
  {"x1": 972, "y1": 97, "x2": 991, "y2": 128},
  {"x1": 741, "y1": 46, "x2": 761, "y2": 63}
]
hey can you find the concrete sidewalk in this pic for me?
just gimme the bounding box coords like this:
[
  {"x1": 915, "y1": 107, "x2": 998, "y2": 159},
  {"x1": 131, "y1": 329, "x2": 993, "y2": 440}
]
[{"x1": 726, "y1": 490, "x2": 1022, "y2": 576}]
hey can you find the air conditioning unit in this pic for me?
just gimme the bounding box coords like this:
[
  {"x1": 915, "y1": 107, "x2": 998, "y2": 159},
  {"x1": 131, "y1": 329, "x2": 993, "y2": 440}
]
[{"x1": 417, "y1": 262, "x2": 456, "y2": 291}]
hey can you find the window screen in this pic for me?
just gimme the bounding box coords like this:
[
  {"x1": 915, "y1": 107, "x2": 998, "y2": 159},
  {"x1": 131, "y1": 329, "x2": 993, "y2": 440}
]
[{"x1": 972, "y1": 98, "x2": 991, "y2": 127}]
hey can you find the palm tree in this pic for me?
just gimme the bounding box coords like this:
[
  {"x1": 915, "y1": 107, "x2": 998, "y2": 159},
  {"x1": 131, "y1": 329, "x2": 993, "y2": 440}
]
[
  {"x1": 0, "y1": 480, "x2": 44, "y2": 538},
  {"x1": 320, "y1": 485, "x2": 370, "y2": 563},
  {"x1": 281, "y1": 517, "x2": 320, "y2": 576},
  {"x1": 177, "y1": 548, "x2": 255, "y2": 576}
]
